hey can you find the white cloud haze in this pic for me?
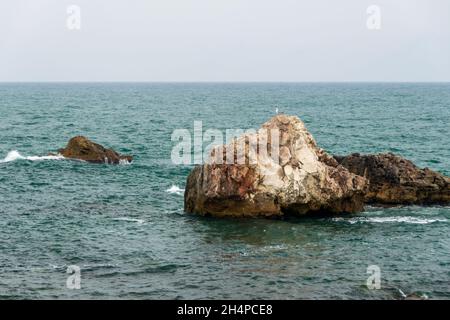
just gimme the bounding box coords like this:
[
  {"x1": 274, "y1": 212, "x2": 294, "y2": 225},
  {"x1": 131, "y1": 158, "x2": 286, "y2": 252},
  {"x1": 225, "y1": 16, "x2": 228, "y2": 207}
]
[{"x1": 0, "y1": 0, "x2": 449, "y2": 81}]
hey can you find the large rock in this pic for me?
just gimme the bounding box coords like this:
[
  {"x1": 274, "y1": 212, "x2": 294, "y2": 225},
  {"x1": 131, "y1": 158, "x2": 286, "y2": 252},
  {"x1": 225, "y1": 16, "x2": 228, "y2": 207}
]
[
  {"x1": 334, "y1": 153, "x2": 450, "y2": 205},
  {"x1": 184, "y1": 115, "x2": 368, "y2": 217},
  {"x1": 58, "y1": 136, "x2": 133, "y2": 164}
]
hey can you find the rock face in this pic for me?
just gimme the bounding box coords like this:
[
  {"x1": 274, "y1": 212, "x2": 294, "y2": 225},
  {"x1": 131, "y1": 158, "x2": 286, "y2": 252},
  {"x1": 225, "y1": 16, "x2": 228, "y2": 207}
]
[
  {"x1": 184, "y1": 115, "x2": 368, "y2": 217},
  {"x1": 58, "y1": 136, "x2": 133, "y2": 164},
  {"x1": 334, "y1": 153, "x2": 450, "y2": 205}
]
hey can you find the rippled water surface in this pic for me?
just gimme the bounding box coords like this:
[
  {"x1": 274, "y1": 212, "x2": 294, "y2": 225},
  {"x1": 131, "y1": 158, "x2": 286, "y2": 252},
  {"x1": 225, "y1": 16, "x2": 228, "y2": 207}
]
[{"x1": 0, "y1": 83, "x2": 449, "y2": 299}]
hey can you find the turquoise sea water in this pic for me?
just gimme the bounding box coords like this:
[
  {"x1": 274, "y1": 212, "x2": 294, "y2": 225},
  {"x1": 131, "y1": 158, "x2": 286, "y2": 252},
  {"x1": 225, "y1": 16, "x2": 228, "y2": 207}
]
[{"x1": 0, "y1": 83, "x2": 449, "y2": 299}]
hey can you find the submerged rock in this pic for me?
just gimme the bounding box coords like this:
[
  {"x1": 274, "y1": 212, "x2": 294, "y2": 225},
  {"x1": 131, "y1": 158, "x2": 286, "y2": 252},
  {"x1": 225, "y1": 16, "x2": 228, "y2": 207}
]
[
  {"x1": 404, "y1": 293, "x2": 428, "y2": 300},
  {"x1": 334, "y1": 153, "x2": 450, "y2": 205},
  {"x1": 184, "y1": 115, "x2": 368, "y2": 218},
  {"x1": 58, "y1": 136, "x2": 133, "y2": 164}
]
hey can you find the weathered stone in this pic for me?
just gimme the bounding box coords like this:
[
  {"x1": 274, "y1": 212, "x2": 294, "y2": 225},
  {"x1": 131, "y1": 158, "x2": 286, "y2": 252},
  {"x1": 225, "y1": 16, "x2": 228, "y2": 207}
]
[
  {"x1": 58, "y1": 136, "x2": 133, "y2": 164},
  {"x1": 184, "y1": 115, "x2": 368, "y2": 217},
  {"x1": 334, "y1": 153, "x2": 450, "y2": 205}
]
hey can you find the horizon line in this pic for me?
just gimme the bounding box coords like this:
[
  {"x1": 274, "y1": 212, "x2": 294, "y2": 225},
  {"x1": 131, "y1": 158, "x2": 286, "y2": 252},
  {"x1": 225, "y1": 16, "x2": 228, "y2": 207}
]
[{"x1": 0, "y1": 80, "x2": 449, "y2": 84}]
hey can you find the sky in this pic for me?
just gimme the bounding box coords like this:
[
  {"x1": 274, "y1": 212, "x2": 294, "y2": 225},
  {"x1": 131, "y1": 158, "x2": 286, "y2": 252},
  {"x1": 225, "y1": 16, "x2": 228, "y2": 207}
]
[{"x1": 0, "y1": 0, "x2": 449, "y2": 82}]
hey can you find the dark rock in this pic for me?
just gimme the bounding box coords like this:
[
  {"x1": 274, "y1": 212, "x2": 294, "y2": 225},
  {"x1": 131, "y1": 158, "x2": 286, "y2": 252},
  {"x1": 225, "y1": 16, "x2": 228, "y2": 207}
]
[
  {"x1": 334, "y1": 153, "x2": 450, "y2": 205},
  {"x1": 58, "y1": 136, "x2": 133, "y2": 164}
]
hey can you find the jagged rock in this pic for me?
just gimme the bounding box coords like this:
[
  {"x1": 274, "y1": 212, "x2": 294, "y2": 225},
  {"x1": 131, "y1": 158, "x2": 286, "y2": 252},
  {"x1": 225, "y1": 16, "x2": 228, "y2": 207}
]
[
  {"x1": 334, "y1": 153, "x2": 450, "y2": 205},
  {"x1": 184, "y1": 115, "x2": 368, "y2": 217},
  {"x1": 58, "y1": 136, "x2": 133, "y2": 164}
]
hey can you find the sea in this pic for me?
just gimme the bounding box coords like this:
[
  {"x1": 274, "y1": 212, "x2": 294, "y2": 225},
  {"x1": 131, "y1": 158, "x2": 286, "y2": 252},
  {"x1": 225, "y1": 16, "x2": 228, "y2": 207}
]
[{"x1": 0, "y1": 82, "x2": 449, "y2": 299}]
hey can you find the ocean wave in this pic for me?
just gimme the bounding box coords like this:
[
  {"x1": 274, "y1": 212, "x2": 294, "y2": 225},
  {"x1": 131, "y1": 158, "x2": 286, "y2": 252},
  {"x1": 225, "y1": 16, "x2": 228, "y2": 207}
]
[
  {"x1": 112, "y1": 217, "x2": 145, "y2": 224},
  {"x1": 234, "y1": 244, "x2": 290, "y2": 258},
  {"x1": 0, "y1": 150, "x2": 64, "y2": 163},
  {"x1": 81, "y1": 263, "x2": 119, "y2": 270},
  {"x1": 166, "y1": 185, "x2": 184, "y2": 195},
  {"x1": 51, "y1": 263, "x2": 118, "y2": 270},
  {"x1": 332, "y1": 216, "x2": 448, "y2": 225}
]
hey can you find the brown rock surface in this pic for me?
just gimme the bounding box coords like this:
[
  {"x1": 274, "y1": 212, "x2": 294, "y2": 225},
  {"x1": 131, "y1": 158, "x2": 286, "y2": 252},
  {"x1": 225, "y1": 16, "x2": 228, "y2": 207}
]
[
  {"x1": 334, "y1": 153, "x2": 450, "y2": 205},
  {"x1": 58, "y1": 136, "x2": 133, "y2": 164}
]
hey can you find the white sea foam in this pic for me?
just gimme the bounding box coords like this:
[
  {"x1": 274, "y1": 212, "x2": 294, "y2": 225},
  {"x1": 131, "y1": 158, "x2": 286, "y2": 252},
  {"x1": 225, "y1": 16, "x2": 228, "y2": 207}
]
[
  {"x1": 0, "y1": 150, "x2": 65, "y2": 163},
  {"x1": 257, "y1": 244, "x2": 289, "y2": 252},
  {"x1": 0, "y1": 150, "x2": 24, "y2": 163},
  {"x1": 166, "y1": 185, "x2": 184, "y2": 195},
  {"x1": 27, "y1": 154, "x2": 65, "y2": 161},
  {"x1": 51, "y1": 264, "x2": 67, "y2": 270},
  {"x1": 119, "y1": 158, "x2": 132, "y2": 165},
  {"x1": 332, "y1": 216, "x2": 448, "y2": 225},
  {"x1": 113, "y1": 217, "x2": 145, "y2": 224}
]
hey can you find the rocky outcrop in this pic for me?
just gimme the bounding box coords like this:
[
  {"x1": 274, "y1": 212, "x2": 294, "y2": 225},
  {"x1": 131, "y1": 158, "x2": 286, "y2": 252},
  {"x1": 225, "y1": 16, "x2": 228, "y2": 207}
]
[
  {"x1": 184, "y1": 115, "x2": 368, "y2": 217},
  {"x1": 58, "y1": 136, "x2": 133, "y2": 164},
  {"x1": 334, "y1": 153, "x2": 450, "y2": 205}
]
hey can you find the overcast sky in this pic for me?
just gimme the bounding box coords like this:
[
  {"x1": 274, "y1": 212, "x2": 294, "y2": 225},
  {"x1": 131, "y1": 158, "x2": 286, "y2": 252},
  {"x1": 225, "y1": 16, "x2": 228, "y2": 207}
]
[{"x1": 0, "y1": 0, "x2": 449, "y2": 82}]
